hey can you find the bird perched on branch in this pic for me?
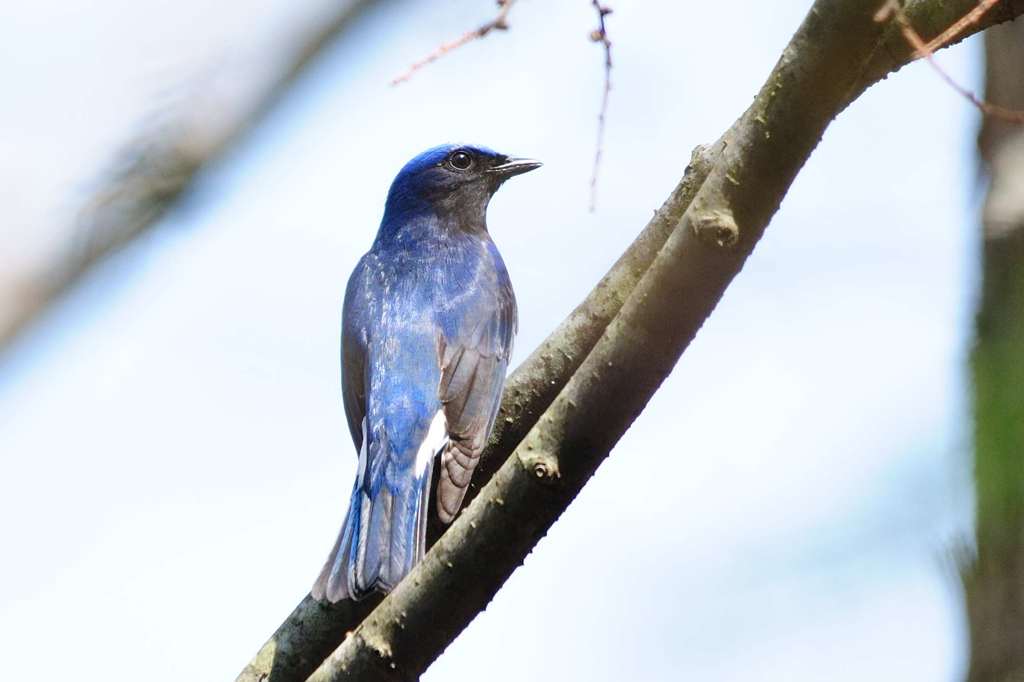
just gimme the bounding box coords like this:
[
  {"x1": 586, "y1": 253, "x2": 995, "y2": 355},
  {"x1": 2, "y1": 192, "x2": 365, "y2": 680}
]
[{"x1": 313, "y1": 144, "x2": 541, "y2": 602}]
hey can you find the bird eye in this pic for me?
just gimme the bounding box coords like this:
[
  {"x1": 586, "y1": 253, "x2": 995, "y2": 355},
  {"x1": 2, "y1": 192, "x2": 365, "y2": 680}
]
[{"x1": 448, "y1": 151, "x2": 474, "y2": 171}]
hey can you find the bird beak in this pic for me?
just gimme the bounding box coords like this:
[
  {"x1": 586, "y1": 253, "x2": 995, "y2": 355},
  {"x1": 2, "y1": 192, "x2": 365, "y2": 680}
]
[{"x1": 487, "y1": 157, "x2": 543, "y2": 178}]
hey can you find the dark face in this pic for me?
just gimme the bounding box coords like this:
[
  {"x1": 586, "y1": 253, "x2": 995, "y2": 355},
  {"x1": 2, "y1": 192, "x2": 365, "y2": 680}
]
[
  {"x1": 385, "y1": 145, "x2": 541, "y2": 228},
  {"x1": 423, "y1": 147, "x2": 541, "y2": 208}
]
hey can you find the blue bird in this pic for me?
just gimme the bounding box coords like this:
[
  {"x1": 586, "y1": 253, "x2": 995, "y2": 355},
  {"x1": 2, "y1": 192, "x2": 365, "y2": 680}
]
[{"x1": 312, "y1": 144, "x2": 541, "y2": 602}]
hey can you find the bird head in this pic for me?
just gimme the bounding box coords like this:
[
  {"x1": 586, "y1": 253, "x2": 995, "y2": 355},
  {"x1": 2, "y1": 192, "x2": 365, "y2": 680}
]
[{"x1": 383, "y1": 144, "x2": 541, "y2": 228}]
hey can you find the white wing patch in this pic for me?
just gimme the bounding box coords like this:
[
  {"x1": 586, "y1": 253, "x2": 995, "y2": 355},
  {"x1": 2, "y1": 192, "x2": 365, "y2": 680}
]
[
  {"x1": 356, "y1": 418, "x2": 369, "y2": 484},
  {"x1": 416, "y1": 411, "x2": 448, "y2": 476}
]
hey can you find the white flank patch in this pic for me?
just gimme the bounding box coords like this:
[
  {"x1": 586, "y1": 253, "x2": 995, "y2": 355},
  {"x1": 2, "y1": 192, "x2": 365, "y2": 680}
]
[
  {"x1": 356, "y1": 418, "x2": 368, "y2": 484},
  {"x1": 416, "y1": 411, "x2": 448, "y2": 476}
]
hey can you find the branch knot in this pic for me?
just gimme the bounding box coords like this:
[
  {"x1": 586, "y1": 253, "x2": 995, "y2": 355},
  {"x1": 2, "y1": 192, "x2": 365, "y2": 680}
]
[
  {"x1": 519, "y1": 451, "x2": 561, "y2": 485},
  {"x1": 692, "y1": 209, "x2": 740, "y2": 249}
]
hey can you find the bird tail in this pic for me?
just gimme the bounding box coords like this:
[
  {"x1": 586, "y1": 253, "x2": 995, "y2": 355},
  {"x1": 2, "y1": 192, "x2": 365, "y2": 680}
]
[{"x1": 312, "y1": 419, "x2": 445, "y2": 602}]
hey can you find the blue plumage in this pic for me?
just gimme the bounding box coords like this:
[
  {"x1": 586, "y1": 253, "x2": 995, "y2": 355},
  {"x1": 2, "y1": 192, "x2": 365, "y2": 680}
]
[{"x1": 312, "y1": 144, "x2": 540, "y2": 602}]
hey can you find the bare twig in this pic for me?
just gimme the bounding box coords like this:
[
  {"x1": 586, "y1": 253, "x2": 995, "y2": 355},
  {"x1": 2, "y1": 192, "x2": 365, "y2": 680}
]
[
  {"x1": 588, "y1": 1, "x2": 613, "y2": 212},
  {"x1": 389, "y1": 0, "x2": 616, "y2": 211},
  {"x1": 390, "y1": 0, "x2": 517, "y2": 85},
  {"x1": 923, "y1": 0, "x2": 1000, "y2": 52},
  {"x1": 876, "y1": 0, "x2": 1024, "y2": 124}
]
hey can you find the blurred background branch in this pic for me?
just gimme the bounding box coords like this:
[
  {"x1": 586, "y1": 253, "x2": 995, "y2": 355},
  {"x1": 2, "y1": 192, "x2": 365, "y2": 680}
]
[
  {"x1": 0, "y1": 0, "x2": 378, "y2": 351},
  {"x1": 965, "y1": 15, "x2": 1024, "y2": 681}
]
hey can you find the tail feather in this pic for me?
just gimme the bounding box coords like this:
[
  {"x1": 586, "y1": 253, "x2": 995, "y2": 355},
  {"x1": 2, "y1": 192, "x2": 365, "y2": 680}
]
[
  {"x1": 312, "y1": 465, "x2": 434, "y2": 602},
  {"x1": 312, "y1": 417, "x2": 448, "y2": 603},
  {"x1": 310, "y1": 483, "x2": 357, "y2": 602},
  {"x1": 313, "y1": 410, "x2": 450, "y2": 603}
]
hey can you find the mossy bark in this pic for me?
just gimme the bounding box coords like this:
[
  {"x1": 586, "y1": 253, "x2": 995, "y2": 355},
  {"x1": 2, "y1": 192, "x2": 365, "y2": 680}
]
[{"x1": 965, "y1": 17, "x2": 1024, "y2": 682}]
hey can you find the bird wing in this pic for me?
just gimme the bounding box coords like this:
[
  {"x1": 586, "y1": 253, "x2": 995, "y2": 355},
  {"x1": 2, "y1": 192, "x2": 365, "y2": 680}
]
[
  {"x1": 341, "y1": 256, "x2": 370, "y2": 452},
  {"x1": 435, "y1": 250, "x2": 517, "y2": 522}
]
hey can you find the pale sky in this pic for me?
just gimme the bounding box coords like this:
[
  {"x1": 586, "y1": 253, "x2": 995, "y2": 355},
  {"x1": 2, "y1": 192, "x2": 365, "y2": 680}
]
[{"x1": 0, "y1": 1, "x2": 983, "y2": 680}]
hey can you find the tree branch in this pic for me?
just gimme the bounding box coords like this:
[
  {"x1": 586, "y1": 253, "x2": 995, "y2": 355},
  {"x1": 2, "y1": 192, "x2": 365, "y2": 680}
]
[
  {"x1": 854, "y1": 0, "x2": 1024, "y2": 94},
  {"x1": 390, "y1": 0, "x2": 518, "y2": 86},
  {"x1": 0, "y1": 0, "x2": 379, "y2": 351},
  {"x1": 588, "y1": 1, "x2": 613, "y2": 211},
  {"x1": 235, "y1": 1, "x2": 1024, "y2": 680},
  {"x1": 301, "y1": 0, "x2": 1024, "y2": 679},
  {"x1": 877, "y1": 0, "x2": 1024, "y2": 123},
  {"x1": 924, "y1": 0, "x2": 1001, "y2": 51}
]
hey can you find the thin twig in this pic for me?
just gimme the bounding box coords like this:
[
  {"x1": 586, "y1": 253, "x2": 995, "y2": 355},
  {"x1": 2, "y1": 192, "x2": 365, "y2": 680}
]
[
  {"x1": 923, "y1": 0, "x2": 1000, "y2": 52},
  {"x1": 390, "y1": 0, "x2": 517, "y2": 86},
  {"x1": 588, "y1": 1, "x2": 613, "y2": 212},
  {"x1": 875, "y1": 0, "x2": 1024, "y2": 124}
]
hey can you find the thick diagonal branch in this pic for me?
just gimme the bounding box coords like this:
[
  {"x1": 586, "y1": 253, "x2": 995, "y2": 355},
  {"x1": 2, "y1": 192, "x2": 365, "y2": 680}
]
[
  {"x1": 236, "y1": 1, "x2": 1024, "y2": 681},
  {"x1": 304, "y1": 0, "x2": 1024, "y2": 679}
]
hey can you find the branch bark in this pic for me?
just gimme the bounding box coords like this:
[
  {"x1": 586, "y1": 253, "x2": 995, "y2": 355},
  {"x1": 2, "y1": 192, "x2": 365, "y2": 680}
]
[
  {"x1": 0, "y1": 0, "x2": 379, "y2": 350},
  {"x1": 299, "y1": 0, "x2": 1024, "y2": 680},
  {"x1": 232, "y1": 2, "x2": 1024, "y2": 680}
]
